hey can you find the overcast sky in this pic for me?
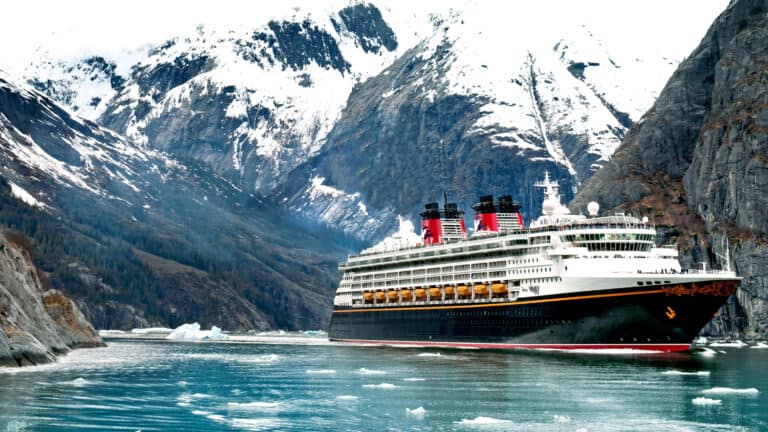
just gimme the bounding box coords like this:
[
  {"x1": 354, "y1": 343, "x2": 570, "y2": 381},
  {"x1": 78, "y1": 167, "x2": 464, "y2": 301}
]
[{"x1": 1, "y1": 0, "x2": 730, "y2": 73}]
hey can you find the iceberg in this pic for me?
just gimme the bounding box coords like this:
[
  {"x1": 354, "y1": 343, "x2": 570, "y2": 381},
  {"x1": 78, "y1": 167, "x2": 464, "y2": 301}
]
[{"x1": 166, "y1": 323, "x2": 228, "y2": 341}]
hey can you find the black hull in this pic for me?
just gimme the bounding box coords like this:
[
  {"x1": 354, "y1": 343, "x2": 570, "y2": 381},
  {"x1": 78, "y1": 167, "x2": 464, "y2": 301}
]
[{"x1": 328, "y1": 281, "x2": 738, "y2": 352}]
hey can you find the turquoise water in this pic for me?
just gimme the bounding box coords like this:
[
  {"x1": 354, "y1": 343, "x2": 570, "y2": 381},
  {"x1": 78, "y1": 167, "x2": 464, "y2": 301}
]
[{"x1": 0, "y1": 337, "x2": 766, "y2": 431}]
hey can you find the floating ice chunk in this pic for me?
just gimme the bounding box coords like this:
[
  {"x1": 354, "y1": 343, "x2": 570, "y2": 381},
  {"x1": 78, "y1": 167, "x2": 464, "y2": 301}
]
[
  {"x1": 692, "y1": 347, "x2": 718, "y2": 358},
  {"x1": 227, "y1": 401, "x2": 283, "y2": 411},
  {"x1": 403, "y1": 377, "x2": 426, "y2": 381},
  {"x1": 166, "y1": 323, "x2": 228, "y2": 341},
  {"x1": 662, "y1": 370, "x2": 710, "y2": 376},
  {"x1": 306, "y1": 369, "x2": 336, "y2": 374},
  {"x1": 356, "y1": 368, "x2": 387, "y2": 375},
  {"x1": 692, "y1": 397, "x2": 721, "y2": 405},
  {"x1": 751, "y1": 341, "x2": 768, "y2": 349},
  {"x1": 701, "y1": 387, "x2": 759, "y2": 396},
  {"x1": 406, "y1": 406, "x2": 426, "y2": 420},
  {"x1": 62, "y1": 377, "x2": 92, "y2": 387},
  {"x1": 417, "y1": 352, "x2": 442, "y2": 357},
  {"x1": 362, "y1": 383, "x2": 397, "y2": 390},
  {"x1": 552, "y1": 414, "x2": 571, "y2": 423},
  {"x1": 454, "y1": 416, "x2": 515, "y2": 429},
  {"x1": 336, "y1": 395, "x2": 358, "y2": 401},
  {"x1": 98, "y1": 330, "x2": 125, "y2": 336},
  {"x1": 709, "y1": 340, "x2": 748, "y2": 348},
  {"x1": 131, "y1": 327, "x2": 172, "y2": 334}
]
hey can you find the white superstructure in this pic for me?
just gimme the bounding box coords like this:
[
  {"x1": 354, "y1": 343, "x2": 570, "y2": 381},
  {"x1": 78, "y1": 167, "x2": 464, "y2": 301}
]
[{"x1": 333, "y1": 173, "x2": 738, "y2": 308}]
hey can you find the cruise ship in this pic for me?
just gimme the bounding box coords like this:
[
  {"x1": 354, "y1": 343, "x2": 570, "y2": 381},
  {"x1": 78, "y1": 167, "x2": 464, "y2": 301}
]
[{"x1": 328, "y1": 173, "x2": 740, "y2": 352}]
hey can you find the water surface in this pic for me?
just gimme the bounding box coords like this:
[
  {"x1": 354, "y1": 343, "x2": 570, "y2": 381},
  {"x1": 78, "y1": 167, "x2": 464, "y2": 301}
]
[{"x1": 1, "y1": 337, "x2": 765, "y2": 431}]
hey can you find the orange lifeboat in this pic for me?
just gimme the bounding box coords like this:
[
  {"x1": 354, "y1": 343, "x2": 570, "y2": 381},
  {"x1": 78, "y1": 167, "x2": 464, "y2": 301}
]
[
  {"x1": 457, "y1": 285, "x2": 471, "y2": 298},
  {"x1": 375, "y1": 291, "x2": 386, "y2": 302},
  {"x1": 445, "y1": 285, "x2": 455, "y2": 297},
  {"x1": 387, "y1": 290, "x2": 399, "y2": 301},
  {"x1": 492, "y1": 283, "x2": 508, "y2": 295},
  {"x1": 400, "y1": 289, "x2": 413, "y2": 301},
  {"x1": 414, "y1": 288, "x2": 427, "y2": 300},
  {"x1": 429, "y1": 287, "x2": 442, "y2": 299},
  {"x1": 474, "y1": 284, "x2": 488, "y2": 296},
  {"x1": 363, "y1": 291, "x2": 373, "y2": 302}
]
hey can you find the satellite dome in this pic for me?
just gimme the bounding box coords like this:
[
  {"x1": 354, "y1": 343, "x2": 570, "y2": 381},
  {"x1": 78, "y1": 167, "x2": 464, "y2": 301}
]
[
  {"x1": 587, "y1": 201, "x2": 599, "y2": 216},
  {"x1": 542, "y1": 198, "x2": 557, "y2": 215}
]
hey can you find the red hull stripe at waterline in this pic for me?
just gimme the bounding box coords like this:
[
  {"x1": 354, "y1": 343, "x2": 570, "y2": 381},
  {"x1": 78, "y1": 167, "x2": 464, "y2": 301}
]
[{"x1": 332, "y1": 339, "x2": 691, "y2": 353}]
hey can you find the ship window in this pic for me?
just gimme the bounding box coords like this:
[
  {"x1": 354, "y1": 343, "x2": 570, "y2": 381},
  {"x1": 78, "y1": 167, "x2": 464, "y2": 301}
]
[{"x1": 637, "y1": 281, "x2": 644, "y2": 286}]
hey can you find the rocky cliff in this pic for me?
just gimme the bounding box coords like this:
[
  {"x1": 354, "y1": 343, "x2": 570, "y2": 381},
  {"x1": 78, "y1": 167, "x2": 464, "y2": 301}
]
[
  {"x1": 0, "y1": 231, "x2": 102, "y2": 367},
  {"x1": 573, "y1": 0, "x2": 768, "y2": 338}
]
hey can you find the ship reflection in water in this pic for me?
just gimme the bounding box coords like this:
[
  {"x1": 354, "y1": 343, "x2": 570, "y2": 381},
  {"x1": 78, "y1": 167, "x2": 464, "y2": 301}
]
[{"x1": 0, "y1": 337, "x2": 765, "y2": 431}]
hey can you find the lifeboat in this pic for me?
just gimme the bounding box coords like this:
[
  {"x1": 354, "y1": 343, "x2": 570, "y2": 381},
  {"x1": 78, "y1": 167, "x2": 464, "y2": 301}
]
[
  {"x1": 474, "y1": 284, "x2": 488, "y2": 296},
  {"x1": 414, "y1": 288, "x2": 427, "y2": 300},
  {"x1": 400, "y1": 289, "x2": 413, "y2": 301},
  {"x1": 363, "y1": 291, "x2": 373, "y2": 302},
  {"x1": 387, "y1": 290, "x2": 399, "y2": 301},
  {"x1": 457, "y1": 285, "x2": 471, "y2": 298},
  {"x1": 492, "y1": 283, "x2": 508, "y2": 295},
  {"x1": 445, "y1": 285, "x2": 456, "y2": 297},
  {"x1": 429, "y1": 287, "x2": 442, "y2": 299},
  {"x1": 375, "y1": 291, "x2": 386, "y2": 302}
]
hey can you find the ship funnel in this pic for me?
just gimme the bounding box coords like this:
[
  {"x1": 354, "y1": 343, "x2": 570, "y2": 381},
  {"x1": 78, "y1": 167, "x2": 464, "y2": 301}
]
[
  {"x1": 420, "y1": 202, "x2": 443, "y2": 245},
  {"x1": 441, "y1": 203, "x2": 466, "y2": 242},
  {"x1": 472, "y1": 195, "x2": 499, "y2": 233},
  {"x1": 497, "y1": 195, "x2": 524, "y2": 232}
]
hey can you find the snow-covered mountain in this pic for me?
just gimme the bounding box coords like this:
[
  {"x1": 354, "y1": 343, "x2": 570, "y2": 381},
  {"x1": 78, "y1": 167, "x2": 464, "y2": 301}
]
[
  {"x1": 18, "y1": 2, "x2": 719, "y2": 243},
  {"x1": 0, "y1": 71, "x2": 348, "y2": 331}
]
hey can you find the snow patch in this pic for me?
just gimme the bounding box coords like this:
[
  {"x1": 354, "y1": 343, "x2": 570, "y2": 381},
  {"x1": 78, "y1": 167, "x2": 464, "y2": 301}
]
[{"x1": 9, "y1": 182, "x2": 46, "y2": 208}]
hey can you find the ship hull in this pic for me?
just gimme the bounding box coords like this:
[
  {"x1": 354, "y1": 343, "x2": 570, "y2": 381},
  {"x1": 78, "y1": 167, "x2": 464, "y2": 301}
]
[{"x1": 328, "y1": 280, "x2": 738, "y2": 353}]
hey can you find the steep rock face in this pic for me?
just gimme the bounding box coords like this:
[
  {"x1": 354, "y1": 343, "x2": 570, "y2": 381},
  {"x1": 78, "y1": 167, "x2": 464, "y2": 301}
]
[
  {"x1": 0, "y1": 232, "x2": 102, "y2": 367},
  {"x1": 573, "y1": 0, "x2": 768, "y2": 337}
]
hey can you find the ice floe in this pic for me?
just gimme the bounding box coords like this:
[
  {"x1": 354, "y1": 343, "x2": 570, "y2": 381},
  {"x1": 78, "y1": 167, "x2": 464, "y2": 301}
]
[
  {"x1": 552, "y1": 414, "x2": 571, "y2": 423},
  {"x1": 335, "y1": 395, "x2": 358, "y2": 401},
  {"x1": 227, "y1": 401, "x2": 283, "y2": 411},
  {"x1": 406, "y1": 406, "x2": 426, "y2": 420},
  {"x1": 356, "y1": 367, "x2": 387, "y2": 375},
  {"x1": 131, "y1": 327, "x2": 173, "y2": 334},
  {"x1": 662, "y1": 370, "x2": 711, "y2": 376},
  {"x1": 701, "y1": 387, "x2": 759, "y2": 396},
  {"x1": 305, "y1": 369, "x2": 336, "y2": 375},
  {"x1": 403, "y1": 377, "x2": 426, "y2": 381},
  {"x1": 61, "y1": 377, "x2": 94, "y2": 387},
  {"x1": 751, "y1": 341, "x2": 768, "y2": 349},
  {"x1": 692, "y1": 397, "x2": 722, "y2": 406},
  {"x1": 454, "y1": 416, "x2": 516, "y2": 429},
  {"x1": 708, "y1": 340, "x2": 748, "y2": 348},
  {"x1": 166, "y1": 323, "x2": 228, "y2": 341},
  {"x1": 362, "y1": 383, "x2": 397, "y2": 390}
]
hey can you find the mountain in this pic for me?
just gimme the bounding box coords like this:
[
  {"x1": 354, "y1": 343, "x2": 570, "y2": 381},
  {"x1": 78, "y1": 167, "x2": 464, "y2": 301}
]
[
  {"x1": 20, "y1": 3, "x2": 689, "y2": 243},
  {"x1": 0, "y1": 72, "x2": 350, "y2": 331},
  {"x1": 275, "y1": 7, "x2": 682, "y2": 240},
  {"x1": 573, "y1": 0, "x2": 768, "y2": 338}
]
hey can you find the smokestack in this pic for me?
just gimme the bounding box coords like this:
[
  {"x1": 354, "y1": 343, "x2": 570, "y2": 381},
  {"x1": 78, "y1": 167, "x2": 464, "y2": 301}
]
[
  {"x1": 441, "y1": 203, "x2": 466, "y2": 242},
  {"x1": 497, "y1": 195, "x2": 524, "y2": 232},
  {"x1": 472, "y1": 195, "x2": 499, "y2": 233},
  {"x1": 420, "y1": 202, "x2": 443, "y2": 245}
]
